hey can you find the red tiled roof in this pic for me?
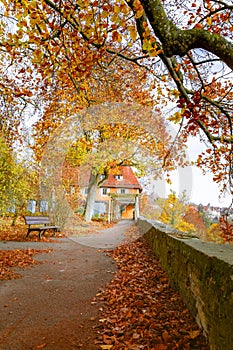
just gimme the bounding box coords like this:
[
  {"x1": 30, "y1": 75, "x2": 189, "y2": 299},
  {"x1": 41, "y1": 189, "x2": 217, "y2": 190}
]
[{"x1": 101, "y1": 166, "x2": 142, "y2": 192}]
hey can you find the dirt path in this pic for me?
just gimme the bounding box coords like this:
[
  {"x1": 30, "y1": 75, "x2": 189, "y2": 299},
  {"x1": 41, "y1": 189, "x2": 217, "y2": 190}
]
[{"x1": 0, "y1": 236, "x2": 119, "y2": 350}]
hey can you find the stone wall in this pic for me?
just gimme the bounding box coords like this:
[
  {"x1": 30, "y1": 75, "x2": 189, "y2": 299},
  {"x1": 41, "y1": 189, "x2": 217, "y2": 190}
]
[{"x1": 137, "y1": 217, "x2": 233, "y2": 350}]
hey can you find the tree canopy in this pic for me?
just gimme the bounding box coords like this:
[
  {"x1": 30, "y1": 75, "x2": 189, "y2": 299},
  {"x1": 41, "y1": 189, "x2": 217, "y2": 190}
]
[
  {"x1": 1, "y1": 0, "x2": 233, "y2": 194},
  {"x1": 0, "y1": 134, "x2": 38, "y2": 221},
  {"x1": 39, "y1": 102, "x2": 176, "y2": 223},
  {"x1": 158, "y1": 191, "x2": 196, "y2": 233},
  {"x1": 64, "y1": 118, "x2": 171, "y2": 221}
]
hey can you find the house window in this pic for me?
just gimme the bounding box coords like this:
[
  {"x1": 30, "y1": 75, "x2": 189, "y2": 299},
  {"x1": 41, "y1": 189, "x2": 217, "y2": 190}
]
[
  {"x1": 101, "y1": 188, "x2": 109, "y2": 196},
  {"x1": 83, "y1": 187, "x2": 88, "y2": 195},
  {"x1": 115, "y1": 175, "x2": 123, "y2": 180},
  {"x1": 117, "y1": 188, "x2": 128, "y2": 194}
]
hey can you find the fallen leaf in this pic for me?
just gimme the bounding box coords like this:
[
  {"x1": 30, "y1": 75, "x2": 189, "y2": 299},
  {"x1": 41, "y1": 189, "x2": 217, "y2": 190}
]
[
  {"x1": 155, "y1": 345, "x2": 168, "y2": 350},
  {"x1": 132, "y1": 333, "x2": 140, "y2": 339},
  {"x1": 189, "y1": 329, "x2": 201, "y2": 339}
]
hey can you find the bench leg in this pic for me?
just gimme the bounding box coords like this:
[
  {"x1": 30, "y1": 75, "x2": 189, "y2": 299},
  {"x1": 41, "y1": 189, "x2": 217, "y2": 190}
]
[
  {"x1": 39, "y1": 229, "x2": 45, "y2": 239},
  {"x1": 26, "y1": 228, "x2": 57, "y2": 239}
]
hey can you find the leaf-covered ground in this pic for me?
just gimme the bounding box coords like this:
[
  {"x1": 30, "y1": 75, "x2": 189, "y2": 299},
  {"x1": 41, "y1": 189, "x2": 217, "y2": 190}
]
[
  {"x1": 0, "y1": 218, "x2": 58, "y2": 280},
  {"x1": 0, "y1": 248, "x2": 52, "y2": 280},
  {"x1": 0, "y1": 216, "x2": 113, "y2": 242},
  {"x1": 0, "y1": 216, "x2": 115, "y2": 283},
  {"x1": 0, "y1": 216, "x2": 114, "y2": 282},
  {"x1": 95, "y1": 228, "x2": 209, "y2": 350},
  {"x1": 0, "y1": 219, "x2": 66, "y2": 242}
]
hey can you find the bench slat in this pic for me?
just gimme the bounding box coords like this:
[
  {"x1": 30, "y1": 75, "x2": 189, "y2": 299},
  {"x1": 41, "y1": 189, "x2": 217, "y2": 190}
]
[
  {"x1": 24, "y1": 216, "x2": 50, "y2": 225},
  {"x1": 24, "y1": 216, "x2": 60, "y2": 239}
]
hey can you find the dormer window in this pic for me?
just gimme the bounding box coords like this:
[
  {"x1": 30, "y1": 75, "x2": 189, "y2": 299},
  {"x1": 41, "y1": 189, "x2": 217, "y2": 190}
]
[{"x1": 115, "y1": 175, "x2": 123, "y2": 180}]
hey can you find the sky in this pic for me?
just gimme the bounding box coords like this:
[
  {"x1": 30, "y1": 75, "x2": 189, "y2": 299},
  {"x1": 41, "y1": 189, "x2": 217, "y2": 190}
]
[
  {"x1": 155, "y1": 165, "x2": 232, "y2": 208},
  {"x1": 150, "y1": 136, "x2": 232, "y2": 208}
]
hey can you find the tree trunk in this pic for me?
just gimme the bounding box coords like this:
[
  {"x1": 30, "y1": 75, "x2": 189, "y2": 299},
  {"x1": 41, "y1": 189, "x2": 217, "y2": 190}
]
[
  {"x1": 11, "y1": 212, "x2": 18, "y2": 226},
  {"x1": 84, "y1": 172, "x2": 99, "y2": 222}
]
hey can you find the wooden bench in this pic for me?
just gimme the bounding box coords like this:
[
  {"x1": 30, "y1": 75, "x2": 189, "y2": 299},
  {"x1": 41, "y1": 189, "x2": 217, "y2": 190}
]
[{"x1": 24, "y1": 216, "x2": 60, "y2": 239}]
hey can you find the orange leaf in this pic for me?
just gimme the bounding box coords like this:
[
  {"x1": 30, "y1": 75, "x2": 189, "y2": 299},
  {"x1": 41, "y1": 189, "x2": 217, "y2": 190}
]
[
  {"x1": 155, "y1": 344, "x2": 168, "y2": 350},
  {"x1": 189, "y1": 329, "x2": 201, "y2": 339}
]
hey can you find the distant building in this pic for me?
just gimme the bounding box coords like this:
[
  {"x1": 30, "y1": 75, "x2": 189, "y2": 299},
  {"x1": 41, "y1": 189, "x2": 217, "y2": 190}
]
[{"x1": 83, "y1": 166, "x2": 142, "y2": 221}]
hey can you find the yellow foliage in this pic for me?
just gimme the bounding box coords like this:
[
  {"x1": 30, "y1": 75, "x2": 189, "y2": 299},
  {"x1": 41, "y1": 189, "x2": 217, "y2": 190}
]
[
  {"x1": 176, "y1": 220, "x2": 196, "y2": 233},
  {"x1": 0, "y1": 134, "x2": 38, "y2": 215},
  {"x1": 207, "y1": 223, "x2": 223, "y2": 243},
  {"x1": 158, "y1": 192, "x2": 194, "y2": 233},
  {"x1": 168, "y1": 112, "x2": 182, "y2": 124},
  {"x1": 128, "y1": 25, "x2": 137, "y2": 41},
  {"x1": 206, "y1": 17, "x2": 212, "y2": 26}
]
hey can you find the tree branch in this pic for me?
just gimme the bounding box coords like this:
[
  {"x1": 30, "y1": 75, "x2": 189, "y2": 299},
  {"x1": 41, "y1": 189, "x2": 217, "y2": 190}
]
[{"x1": 140, "y1": 0, "x2": 233, "y2": 70}]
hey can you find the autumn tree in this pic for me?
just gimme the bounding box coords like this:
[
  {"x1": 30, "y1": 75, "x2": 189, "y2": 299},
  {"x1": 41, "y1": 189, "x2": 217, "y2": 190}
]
[
  {"x1": 207, "y1": 223, "x2": 223, "y2": 243},
  {"x1": 219, "y1": 215, "x2": 233, "y2": 243},
  {"x1": 0, "y1": 134, "x2": 38, "y2": 224},
  {"x1": 207, "y1": 215, "x2": 233, "y2": 243},
  {"x1": 62, "y1": 108, "x2": 172, "y2": 222},
  {"x1": 1, "y1": 0, "x2": 233, "y2": 197},
  {"x1": 158, "y1": 191, "x2": 196, "y2": 233},
  {"x1": 30, "y1": 49, "x2": 176, "y2": 223},
  {"x1": 0, "y1": 135, "x2": 14, "y2": 214},
  {"x1": 36, "y1": 101, "x2": 175, "y2": 225},
  {"x1": 32, "y1": 57, "x2": 160, "y2": 161},
  {"x1": 183, "y1": 205, "x2": 208, "y2": 240},
  {"x1": 31, "y1": 50, "x2": 175, "y2": 222},
  {"x1": 0, "y1": 4, "x2": 45, "y2": 147}
]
